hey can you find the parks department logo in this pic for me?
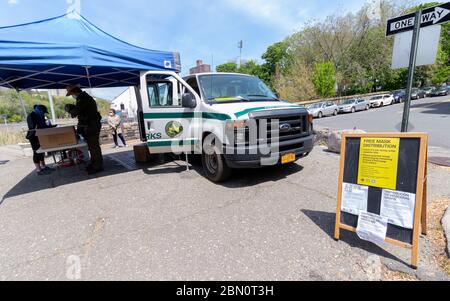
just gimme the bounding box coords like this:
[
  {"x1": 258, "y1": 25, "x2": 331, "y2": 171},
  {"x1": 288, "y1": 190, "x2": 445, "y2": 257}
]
[{"x1": 165, "y1": 121, "x2": 184, "y2": 138}]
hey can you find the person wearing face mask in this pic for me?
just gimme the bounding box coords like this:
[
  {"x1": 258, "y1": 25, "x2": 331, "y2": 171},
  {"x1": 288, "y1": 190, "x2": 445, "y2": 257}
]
[
  {"x1": 64, "y1": 85, "x2": 103, "y2": 175},
  {"x1": 26, "y1": 105, "x2": 56, "y2": 176},
  {"x1": 108, "y1": 109, "x2": 127, "y2": 149}
]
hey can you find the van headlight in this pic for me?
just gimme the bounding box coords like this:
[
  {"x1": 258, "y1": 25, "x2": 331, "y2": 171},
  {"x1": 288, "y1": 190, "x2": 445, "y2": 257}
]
[
  {"x1": 226, "y1": 121, "x2": 248, "y2": 145},
  {"x1": 226, "y1": 120, "x2": 246, "y2": 130}
]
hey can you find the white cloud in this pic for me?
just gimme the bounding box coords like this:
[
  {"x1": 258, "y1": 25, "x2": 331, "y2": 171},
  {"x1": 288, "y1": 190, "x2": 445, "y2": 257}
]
[
  {"x1": 224, "y1": 0, "x2": 306, "y2": 32},
  {"x1": 8, "y1": 0, "x2": 19, "y2": 4}
]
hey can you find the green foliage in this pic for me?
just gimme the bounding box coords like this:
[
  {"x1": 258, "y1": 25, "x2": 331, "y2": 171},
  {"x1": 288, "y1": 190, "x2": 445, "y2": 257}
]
[
  {"x1": 215, "y1": 60, "x2": 272, "y2": 86},
  {"x1": 216, "y1": 62, "x2": 238, "y2": 73},
  {"x1": 261, "y1": 40, "x2": 292, "y2": 76},
  {"x1": 0, "y1": 90, "x2": 111, "y2": 123},
  {"x1": 0, "y1": 130, "x2": 26, "y2": 146},
  {"x1": 215, "y1": 1, "x2": 449, "y2": 100},
  {"x1": 312, "y1": 62, "x2": 336, "y2": 97}
]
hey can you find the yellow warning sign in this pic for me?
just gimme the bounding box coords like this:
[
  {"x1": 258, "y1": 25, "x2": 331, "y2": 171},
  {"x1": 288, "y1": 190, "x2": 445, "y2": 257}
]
[{"x1": 357, "y1": 137, "x2": 400, "y2": 190}]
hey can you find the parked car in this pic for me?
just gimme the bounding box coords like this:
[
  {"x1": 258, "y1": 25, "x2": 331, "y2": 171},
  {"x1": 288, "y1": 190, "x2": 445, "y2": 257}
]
[
  {"x1": 307, "y1": 101, "x2": 338, "y2": 118},
  {"x1": 369, "y1": 94, "x2": 394, "y2": 107},
  {"x1": 421, "y1": 87, "x2": 434, "y2": 97},
  {"x1": 411, "y1": 88, "x2": 426, "y2": 100},
  {"x1": 338, "y1": 98, "x2": 370, "y2": 113},
  {"x1": 431, "y1": 86, "x2": 449, "y2": 97},
  {"x1": 392, "y1": 90, "x2": 406, "y2": 103}
]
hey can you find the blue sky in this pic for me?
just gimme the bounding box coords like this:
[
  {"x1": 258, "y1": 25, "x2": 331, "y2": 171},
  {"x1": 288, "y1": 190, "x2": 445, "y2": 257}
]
[{"x1": 0, "y1": 0, "x2": 412, "y2": 99}]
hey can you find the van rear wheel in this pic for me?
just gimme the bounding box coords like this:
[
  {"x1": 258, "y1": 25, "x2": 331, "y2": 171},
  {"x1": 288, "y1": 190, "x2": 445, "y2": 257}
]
[{"x1": 202, "y1": 135, "x2": 231, "y2": 183}]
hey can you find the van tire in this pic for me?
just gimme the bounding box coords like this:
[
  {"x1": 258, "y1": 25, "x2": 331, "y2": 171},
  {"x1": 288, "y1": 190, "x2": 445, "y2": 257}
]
[{"x1": 202, "y1": 135, "x2": 231, "y2": 183}]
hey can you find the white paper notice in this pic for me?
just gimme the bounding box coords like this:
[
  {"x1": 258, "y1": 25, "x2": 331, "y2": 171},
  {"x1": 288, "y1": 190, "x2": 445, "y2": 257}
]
[
  {"x1": 381, "y1": 189, "x2": 416, "y2": 229},
  {"x1": 357, "y1": 212, "x2": 388, "y2": 246},
  {"x1": 341, "y1": 183, "x2": 369, "y2": 215}
]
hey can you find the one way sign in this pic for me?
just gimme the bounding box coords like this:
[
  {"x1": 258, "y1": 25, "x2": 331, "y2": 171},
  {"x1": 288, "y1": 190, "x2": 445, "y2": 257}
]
[{"x1": 386, "y1": 2, "x2": 450, "y2": 36}]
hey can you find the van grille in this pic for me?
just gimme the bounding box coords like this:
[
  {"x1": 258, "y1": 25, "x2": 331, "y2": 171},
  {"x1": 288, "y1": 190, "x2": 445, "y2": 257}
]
[{"x1": 231, "y1": 111, "x2": 311, "y2": 147}]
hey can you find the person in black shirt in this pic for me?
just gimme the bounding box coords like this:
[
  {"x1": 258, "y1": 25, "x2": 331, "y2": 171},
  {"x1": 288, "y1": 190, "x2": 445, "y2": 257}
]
[
  {"x1": 26, "y1": 105, "x2": 55, "y2": 176},
  {"x1": 65, "y1": 85, "x2": 103, "y2": 175}
]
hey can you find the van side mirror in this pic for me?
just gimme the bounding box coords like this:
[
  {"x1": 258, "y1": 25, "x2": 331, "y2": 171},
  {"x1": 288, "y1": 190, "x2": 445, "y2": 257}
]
[
  {"x1": 274, "y1": 92, "x2": 280, "y2": 99},
  {"x1": 182, "y1": 93, "x2": 197, "y2": 109}
]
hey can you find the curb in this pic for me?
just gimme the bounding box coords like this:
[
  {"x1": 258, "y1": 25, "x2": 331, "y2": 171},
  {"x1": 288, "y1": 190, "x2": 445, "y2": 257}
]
[{"x1": 442, "y1": 206, "x2": 450, "y2": 258}]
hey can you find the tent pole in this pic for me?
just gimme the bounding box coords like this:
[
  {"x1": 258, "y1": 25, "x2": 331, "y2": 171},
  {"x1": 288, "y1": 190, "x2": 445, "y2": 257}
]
[
  {"x1": 16, "y1": 89, "x2": 28, "y2": 120},
  {"x1": 47, "y1": 90, "x2": 57, "y2": 124}
]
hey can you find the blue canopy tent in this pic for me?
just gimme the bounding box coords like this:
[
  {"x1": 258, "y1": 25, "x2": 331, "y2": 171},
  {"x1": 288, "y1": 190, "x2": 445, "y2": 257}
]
[{"x1": 0, "y1": 13, "x2": 181, "y2": 91}]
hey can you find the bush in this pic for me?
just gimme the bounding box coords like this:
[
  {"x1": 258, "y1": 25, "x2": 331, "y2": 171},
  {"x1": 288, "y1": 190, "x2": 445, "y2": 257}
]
[{"x1": 0, "y1": 129, "x2": 26, "y2": 146}]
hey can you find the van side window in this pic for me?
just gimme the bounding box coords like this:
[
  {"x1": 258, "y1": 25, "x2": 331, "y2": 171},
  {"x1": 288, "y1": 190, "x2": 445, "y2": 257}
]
[
  {"x1": 186, "y1": 77, "x2": 201, "y2": 96},
  {"x1": 148, "y1": 84, "x2": 158, "y2": 107},
  {"x1": 147, "y1": 81, "x2": 180, "y2": 107}
]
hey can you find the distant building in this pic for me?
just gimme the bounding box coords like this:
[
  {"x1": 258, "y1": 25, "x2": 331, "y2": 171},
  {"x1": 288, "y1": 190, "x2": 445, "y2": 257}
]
[
  {"x1": 111, "y1": 87, "x2": 138, "y2": 120},
  {"x1": 189, "y1": 60, "x2": 211, "y2": 75}
]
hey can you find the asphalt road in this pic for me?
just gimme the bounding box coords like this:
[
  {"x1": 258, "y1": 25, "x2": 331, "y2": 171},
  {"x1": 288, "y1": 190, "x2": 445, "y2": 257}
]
[
  {"x1": 314, "y1": 95, "x2": 450, "y2": 150},
  {"x1": 1, "y1": 147, "x2": 449, "y2": 280}
]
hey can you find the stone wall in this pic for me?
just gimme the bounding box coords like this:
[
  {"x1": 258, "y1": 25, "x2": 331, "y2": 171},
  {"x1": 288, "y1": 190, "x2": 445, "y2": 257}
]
[{"x1": 100, "y1": 122, "x2": 141, "y2": 144}]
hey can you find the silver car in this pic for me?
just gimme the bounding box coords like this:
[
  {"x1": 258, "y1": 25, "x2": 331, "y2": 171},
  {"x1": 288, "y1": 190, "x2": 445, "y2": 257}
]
[
  {"x1": 338, "y1": 98, "x2": 370, "y2": 113},
  {"x1": 307, "y1": 101, "x2": 339, "y2": 118}
]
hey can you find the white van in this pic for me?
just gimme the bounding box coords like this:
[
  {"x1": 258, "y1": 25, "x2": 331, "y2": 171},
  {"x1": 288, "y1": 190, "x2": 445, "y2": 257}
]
[{"x1": 135, "y1": 71, "x2": 315, "y2": 182}]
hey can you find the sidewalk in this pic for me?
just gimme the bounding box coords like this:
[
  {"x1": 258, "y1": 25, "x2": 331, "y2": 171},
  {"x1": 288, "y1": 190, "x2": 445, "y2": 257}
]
[{"x1": 0, "y1": 146, "x2": 449, "y2": 280}]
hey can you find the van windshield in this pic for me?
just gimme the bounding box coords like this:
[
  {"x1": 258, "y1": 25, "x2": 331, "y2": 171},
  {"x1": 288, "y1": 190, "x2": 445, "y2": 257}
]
[{"x1": 198, "y1": 74, "x2": 277, "y2": 103}]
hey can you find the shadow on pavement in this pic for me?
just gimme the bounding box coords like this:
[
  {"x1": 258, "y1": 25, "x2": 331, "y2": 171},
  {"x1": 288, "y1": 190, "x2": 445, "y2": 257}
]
[
  {"x1": 0, "y1": 160, "x2": 9, "y2": 165},
  {"x1": 1, "y1": 150, "x2": 306, "y2": 203},
  {"x1": 301, "y1": 209, "x2": 410, "y2": 266},
  {"x1": 0, "y1": 156, "x2": 131, "y2": 204},
  {"x1": 411, "y1": 101, "x2": 450, "y2": 115},
  {"x1": 220, "y1": 163, "x2": 304, "y2": 188},
  {"x1": 141, "y1": 153, "x2": 305, "y2": 188}
]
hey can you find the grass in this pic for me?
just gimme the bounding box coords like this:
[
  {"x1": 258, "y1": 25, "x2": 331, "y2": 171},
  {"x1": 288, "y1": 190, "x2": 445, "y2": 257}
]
[
  {"x1": 427, "y1": 197, "x2": 450, "y2": 275},
  {"x1": 382, "y1": 266, "x2": 418, "y2": 281},
  {"x1": 0, "y1": 129, "x2": 26, "y2": 146}
]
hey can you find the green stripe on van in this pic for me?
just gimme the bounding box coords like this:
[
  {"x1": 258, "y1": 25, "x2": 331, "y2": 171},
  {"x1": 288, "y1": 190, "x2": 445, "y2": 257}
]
[
  {"x1": 143, "y1": 112, "x2": 231, "y2": 121},
  {"x1": 234, "y1": 105, "x2": 304, "y2": 118},
  {"x1": 147, "y1": 139, "x2": 199, "y2": 147}
]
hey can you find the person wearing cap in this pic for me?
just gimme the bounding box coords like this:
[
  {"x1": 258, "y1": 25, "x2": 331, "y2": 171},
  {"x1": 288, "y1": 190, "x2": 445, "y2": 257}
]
[
  {"x1": 65, "y1": 85, "x2": 103, "y2": 175},
  {"x1": 26, "y1": 105, "x2": 55, "y2": 176}
]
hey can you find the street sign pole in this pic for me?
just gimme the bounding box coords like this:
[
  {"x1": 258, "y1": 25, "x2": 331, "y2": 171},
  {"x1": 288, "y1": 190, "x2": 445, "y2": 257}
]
[{"x1": 401, "y1": 9, "x2": 422, "y2": 133}]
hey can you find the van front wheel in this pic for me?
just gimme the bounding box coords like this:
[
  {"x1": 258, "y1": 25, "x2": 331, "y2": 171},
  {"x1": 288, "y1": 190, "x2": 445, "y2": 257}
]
[{"x1": 202, "y1": 136, "x2": 231, "y2": 183}]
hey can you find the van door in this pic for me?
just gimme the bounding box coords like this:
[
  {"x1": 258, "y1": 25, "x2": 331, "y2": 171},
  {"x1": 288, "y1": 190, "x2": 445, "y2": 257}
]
[{"x1": 140, "y1": 71, "x2": 201, "y2": 154}]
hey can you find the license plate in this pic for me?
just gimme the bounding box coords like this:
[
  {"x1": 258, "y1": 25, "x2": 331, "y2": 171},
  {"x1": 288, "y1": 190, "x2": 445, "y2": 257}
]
[{"x1": 281, "y1": 153, "x2": 296, "y2": 164}]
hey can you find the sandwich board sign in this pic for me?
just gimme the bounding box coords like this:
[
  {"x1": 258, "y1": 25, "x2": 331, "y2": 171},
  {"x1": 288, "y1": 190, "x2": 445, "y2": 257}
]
[{"x1": 334, "y1": 132, "x2": 428, "y2": 269}]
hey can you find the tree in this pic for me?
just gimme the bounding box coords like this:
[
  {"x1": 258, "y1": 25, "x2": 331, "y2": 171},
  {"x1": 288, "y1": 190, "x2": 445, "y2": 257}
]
[
  {"x1": 216, "y1": 60, "x2": 272, "y2": 86},
  {"x1": 312, "y1": 62, "x2": 336, "y2": 97},
  {"x1": 273, "y1": 58, "x2": 316, "y2": 101},
  {"x1": 0, "y1": 89, "x2": 111, "y2": 122},
  {"x1": 262, "y1": 40, "x2": 292, "y2": 76},
  {"x1": 216, "y1": 62, "x2": 238, "y2": 73}
]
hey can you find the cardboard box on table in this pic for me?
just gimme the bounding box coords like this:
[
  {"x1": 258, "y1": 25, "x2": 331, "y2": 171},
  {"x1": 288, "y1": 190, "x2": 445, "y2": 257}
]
[{"x1": 35, "y1": 126, "x2": 78, "y2": 149}]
